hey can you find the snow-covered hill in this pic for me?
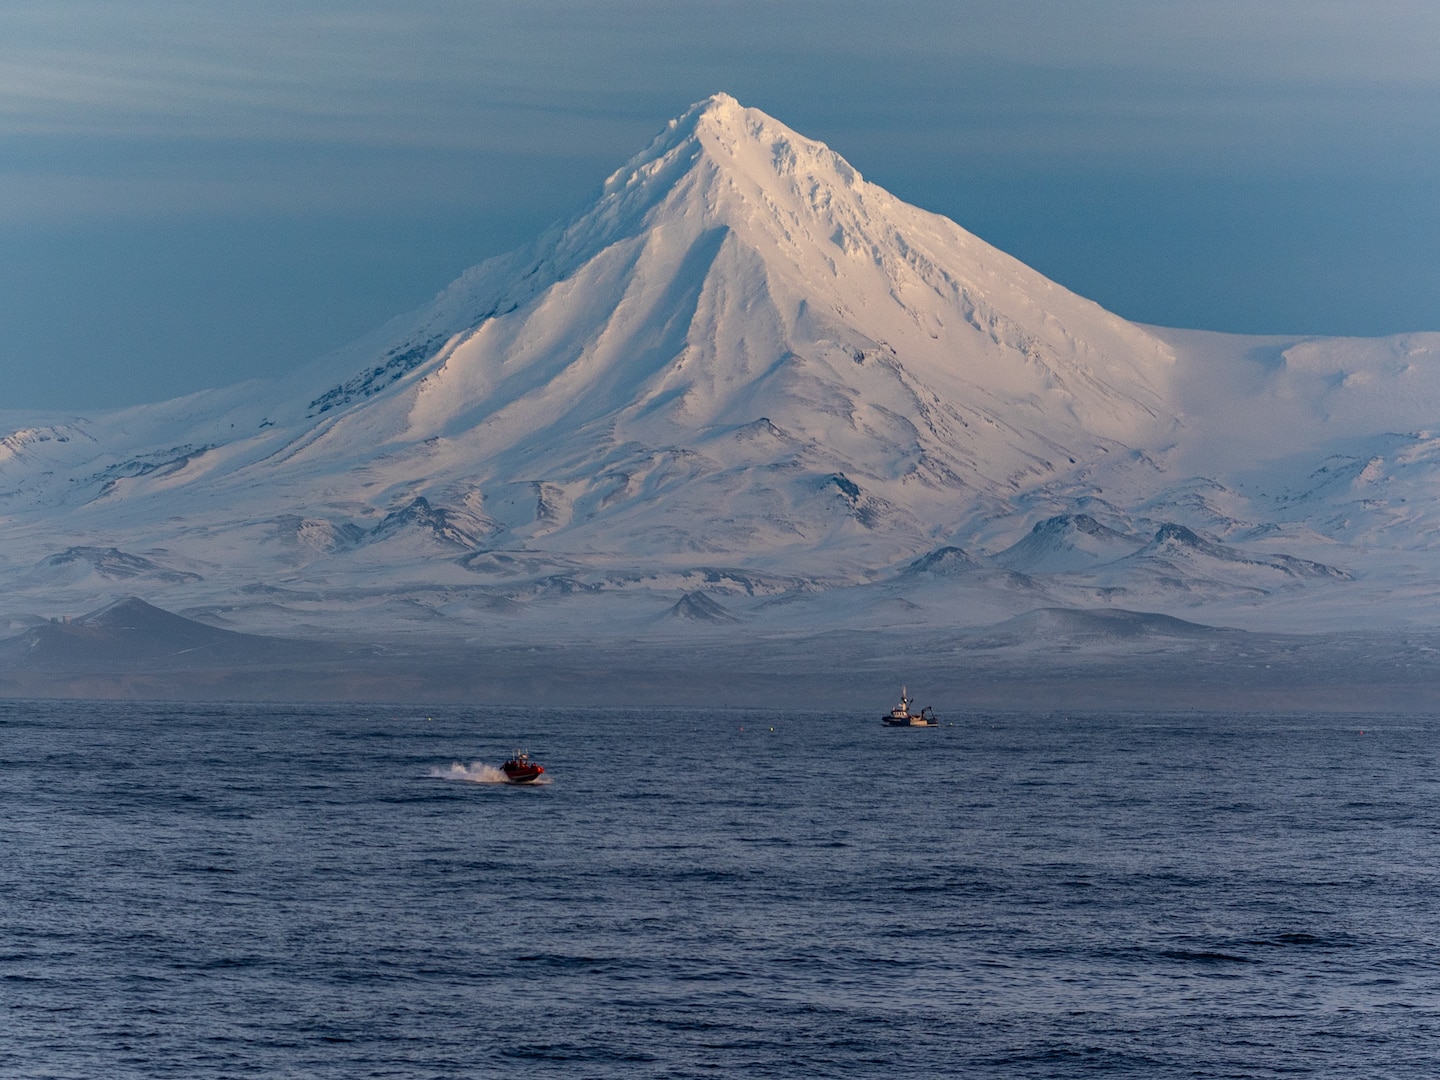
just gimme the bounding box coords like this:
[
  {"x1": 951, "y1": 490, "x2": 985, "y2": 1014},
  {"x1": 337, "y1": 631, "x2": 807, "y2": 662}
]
[{"x1": 2, "y1": 94, "x2": 1438, "y2": 640}]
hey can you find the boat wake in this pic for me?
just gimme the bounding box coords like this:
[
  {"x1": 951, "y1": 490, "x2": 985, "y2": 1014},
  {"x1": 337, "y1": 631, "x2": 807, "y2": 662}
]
[{"x1": 429, "y1": 762, "x2": 551, "y2": 785}]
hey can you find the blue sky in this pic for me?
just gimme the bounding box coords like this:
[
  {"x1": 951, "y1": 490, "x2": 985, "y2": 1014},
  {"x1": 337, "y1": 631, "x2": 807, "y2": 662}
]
[{"x1": 3, "y1": 0, "x2": 1438, "y2": 409}]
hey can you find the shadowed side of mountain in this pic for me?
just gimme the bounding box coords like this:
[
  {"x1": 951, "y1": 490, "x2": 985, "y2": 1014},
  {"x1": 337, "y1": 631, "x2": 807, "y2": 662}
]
[
  {"x1": 1130, "y1": 524, "x2": 1350, "y2": 579},
  {"x1": 0, "y1": 602, "x2": 1436, "y2": 711},
  {"x1": 24, "y1": 547, "x2": 203, "y2": 586},
  {"x1": 991, "y1": 515, "x2": 1145, "y2": 574},
  {"x1": 895, "y1": 545, "x2": 1043, "y2": 596},
  {"x1": 666, "y1": 590, "x2": 739, "y2": 623},
  {"x1": 0, "y1": 597, "x2": 345, "y2": 671},
  {"x1": 903, "y1": 546, "x2": 981, "y2": 575},
  {"x1": 966, "y1": 606, "x2": 1236, "y2": 648}
]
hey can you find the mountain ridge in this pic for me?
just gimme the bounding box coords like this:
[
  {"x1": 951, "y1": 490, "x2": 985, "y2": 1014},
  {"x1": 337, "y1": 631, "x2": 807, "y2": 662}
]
[{"x1": 0, "y1": 94, "x2": 1436, "y2": 640}]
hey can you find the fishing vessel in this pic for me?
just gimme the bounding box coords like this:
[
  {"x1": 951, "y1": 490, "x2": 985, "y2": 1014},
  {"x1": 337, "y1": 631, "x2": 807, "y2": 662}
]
[
  {"x1": 501, "y1": 750, "x2": 545, "y2": 782},
  {"x1": 882, "y1": 687, "x2": 937, "y2": 726}
]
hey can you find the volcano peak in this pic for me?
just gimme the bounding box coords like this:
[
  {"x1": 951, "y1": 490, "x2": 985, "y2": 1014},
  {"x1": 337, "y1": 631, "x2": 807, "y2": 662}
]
[{"x1": 9, "y1": 95, "x2": 1413, "y2": 640}]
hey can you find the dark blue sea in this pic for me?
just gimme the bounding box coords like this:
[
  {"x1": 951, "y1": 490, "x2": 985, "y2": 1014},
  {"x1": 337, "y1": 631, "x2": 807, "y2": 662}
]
[{"x1": 4, "y1": 701, "x2": 1439, "y2": 1077}]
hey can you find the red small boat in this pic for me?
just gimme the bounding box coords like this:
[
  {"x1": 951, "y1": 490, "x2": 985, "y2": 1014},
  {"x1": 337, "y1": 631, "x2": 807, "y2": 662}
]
[{"x1": 501, "y1": 750, "x2": 545, "y2": 783}]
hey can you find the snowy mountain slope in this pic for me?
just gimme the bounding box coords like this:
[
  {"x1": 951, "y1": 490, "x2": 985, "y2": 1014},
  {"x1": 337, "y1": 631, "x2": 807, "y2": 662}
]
[
  {"x1": 991, "y1": 514, "x2": 1145, "y2": 574},
  {"x1": 0, "y1": 94, "x2": 1437, "y2": 639},
  {"x1": 1157, "y1": 328, "x2": 1440, "y2": 470}
]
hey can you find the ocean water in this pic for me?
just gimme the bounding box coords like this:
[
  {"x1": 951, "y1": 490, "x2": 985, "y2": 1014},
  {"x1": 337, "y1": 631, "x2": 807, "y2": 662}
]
[{"x1": 3, "y1": 701, "x2": 1439, "y2": 1078}]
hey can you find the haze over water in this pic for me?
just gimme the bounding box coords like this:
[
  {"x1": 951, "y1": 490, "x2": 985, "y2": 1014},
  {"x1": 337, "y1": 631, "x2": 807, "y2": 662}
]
[{"x1": 4, "y1": 701, "x2": 1437, "y2": 1076}]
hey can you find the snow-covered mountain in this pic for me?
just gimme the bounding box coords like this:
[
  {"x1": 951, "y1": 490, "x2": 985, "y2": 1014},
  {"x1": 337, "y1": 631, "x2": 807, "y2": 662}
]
[{"x1": 2, "y1": 93, "x2": 1439, "y2": 641}]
